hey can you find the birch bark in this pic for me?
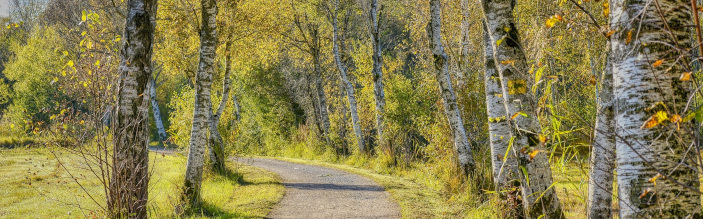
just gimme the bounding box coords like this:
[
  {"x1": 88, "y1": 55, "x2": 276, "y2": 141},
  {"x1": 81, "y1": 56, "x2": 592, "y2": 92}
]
[
  {"x1": 427, "y1": 0, "x2": 475, "y2": 174},
  {"x1": 332, "y1": 0, "x2": 364, "y2": 152},
  {"x1": 482, "y1": 22, "x2": 519, "y2": 196},
  {"x1": 610, "y1": 0, "x2": 701, "y2": 217},
  {"x1": 183, "y1": 0, "x2": 217, "y2": 205},
  {"x1": 587, "y1": 49, "x2": 616, "y2": 219},
  {"x1": 481, "y1": 0, "x2": 563, "y2": 216},
  {"x1": 109, "y1": 0, "x2": 157, "y2": 217},
  {"x1": 149, "y1": 78, "x2": 168, "y2": 143},
  {"x1": 370, "y1": 0, "x2": 386, "y2": 147}
]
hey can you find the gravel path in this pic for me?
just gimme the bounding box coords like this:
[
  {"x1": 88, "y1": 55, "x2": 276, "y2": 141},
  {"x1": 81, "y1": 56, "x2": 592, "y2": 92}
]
[{"x1": 242, "y1": 157, "x2": 401, "y2": 219}]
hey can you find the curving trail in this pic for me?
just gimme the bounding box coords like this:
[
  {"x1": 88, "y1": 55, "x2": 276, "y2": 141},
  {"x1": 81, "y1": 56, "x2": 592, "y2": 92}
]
[{"x1": 243, "y1": 158, "x2": 401, "y2": 219}]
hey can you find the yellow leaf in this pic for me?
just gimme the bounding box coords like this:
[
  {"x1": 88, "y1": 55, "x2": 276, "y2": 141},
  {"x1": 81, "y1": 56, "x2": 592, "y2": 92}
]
[
  {"x1": 529, "y1": 149, "x2": 542, "y2": 160},
  {"x1": 640, "y1": 111, "x2": 668, "y2": 129},
  {"x1": 545, "y1": 17, "x2": 558, "y2": 28},
  {"x1": 95, "y1": 60, "x2": 100, "y2": 67},
  {"x1": 639, "y1": 187, "x2": 653, "y2": 199},
  {"x1": 652, "y1": 59, "x2": 664, "y2": 67},
  {"x1": 539, "y1": 134, "x2": 547, "y2": 143},
  {"x1": 81, "y1": 11, "x2": 87, "y2": 22},
  {"x1": 80, "y1": 120, "x2": 84, "y2": 125},
  {"x1": 680, "y1": 72, "x2": 692, "y2": 81},
  {"x1": 67, "y1": 60, "x2": 74, "y2": 67},
  {"x1": 648, "y1": 173, "x2": 662, "y2": 186},
  {"x1": 10, "y1": 124, "x2": 14, "y2": 129},
  {"x1": 626, "y1": 30, "x2": 633, "y2": 45},
  {"x1": 602, "y1": 3, "x2": 609, "y2": 17},
  {"x1": 670, "y1": 114, "x2": 682, "y2": 123},
  {"x1": 555, "y1": 14, "x2": 563, "y2": 21},
  {"x1": 496, "y1": 38, "x2": 504, "y2": 47},
  {"x1": 501, "y1": 60, "x2": 515, "y2": 65},
  {"x1": 605, "y1": 29, "x2": 616, "y2": 37},
  {"x1": 511, "y1": 112, "x2": 520, "y2": 120}
]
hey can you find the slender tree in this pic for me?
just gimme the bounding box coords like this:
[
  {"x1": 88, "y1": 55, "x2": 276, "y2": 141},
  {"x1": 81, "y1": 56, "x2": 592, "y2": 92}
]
[
  {"x1": 183, "y1": 0, "x2": 217, "y2": 206},
  {"x1": 481, "y1": 0, "x2": 563, "y2": 216},
  {"x1": 208, "y1": 39, "x2": 233, "y2": 173},
  {"x1": 109, "y1": 0, "x2": 157, "y2": 217},
  {"x1": 610, "y1": 0, "x2": 701, "y2": 217},
  {"x1": 587, "y1": 50, "x2": 615, "y2": 218},
  {"x1": 331, "y1": 0, "x2": 364, "y2": 152},
  {"x1": 369, "y1": 0, "x2": 386, "y2": 147},
  {"x1": 427, "y1": 0, "x2": 475, "y2": 174},
  {"x1": 149, "y1": 69, "x2": 168, "y2": 144}
]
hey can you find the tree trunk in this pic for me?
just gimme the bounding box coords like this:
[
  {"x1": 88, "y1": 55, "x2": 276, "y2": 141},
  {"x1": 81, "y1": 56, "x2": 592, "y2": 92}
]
[
  {"x1": 315, "y1": 54, "x2": 332, "y2": 142},
  {"x1": 427, "y1": 0, "x2": 475, "y2": 175},
  {"x1": 208, "y1": 40, "x2": 233, "y2": 173},
  {"x1": 149, "y1": 78, "x2": 168, "y2": 143},
  {"x1": 610, "y1": 0, "x2": 701, "y2": 217},
  {"x1": 458, "y1": 0, "x2": 471, "y2": 89},
  {"x1": 587, "y1": 48, "x2": 615, "y2": 219},
  {"x1": 370, "y1": 0, "x2": 386, "y2": 148},
  {"x1": 109, "y1": 0, "x2": 157, "y2": 217},
  {"x1": 184, "y1": 0, "x2": 217, "y2": 206},
  {"x1": 482, "y1": 22, "x2": 520, "y2": 204},
  {"x1": 332, "y1": 0, "x2": 364, "y2": 152},
  {"x1": 481, "y1": 0, "x2": 563, "y2": 217}
]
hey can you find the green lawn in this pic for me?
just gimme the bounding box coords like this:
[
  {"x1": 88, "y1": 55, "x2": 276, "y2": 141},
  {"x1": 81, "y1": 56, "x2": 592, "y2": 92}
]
[{"x1": 0, "y1": 148, "x2": 284, "y2": 218}]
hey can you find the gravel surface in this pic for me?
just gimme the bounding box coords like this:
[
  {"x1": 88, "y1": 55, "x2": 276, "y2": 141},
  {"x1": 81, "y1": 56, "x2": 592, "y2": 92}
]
[{"x1": 242, "y1": 157, "x2": 401, "y2": 219}]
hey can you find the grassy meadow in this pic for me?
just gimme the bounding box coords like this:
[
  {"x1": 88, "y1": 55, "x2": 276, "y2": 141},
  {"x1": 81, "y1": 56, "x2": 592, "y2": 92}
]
[{"x1": 0, "y1": 147, "x2": 284, "y2": 218}]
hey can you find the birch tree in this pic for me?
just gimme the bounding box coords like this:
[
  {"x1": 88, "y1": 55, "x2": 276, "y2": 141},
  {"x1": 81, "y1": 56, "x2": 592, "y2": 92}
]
[
  {"x1": 109, "y1": 0, "x2": 157, "y2": 217},
  {"x1": 587, "y1": 51, "x2": 615, "y2": 218},
  {"x1": 331, "y1": 0, "x2": 364, "y2": 152},
  {"x1": 183, "y1": 0, "x2": 217, "y2": 206},
  {"x1": 149, "y1": 68, "x2": 168, "y2": 144},
  {"x1": 427, "y1": 0, "x2": 475, "y2": 174},
  {"x1": 208, "y1": 40, "x2": 233, "y2": 173},
  {"x1": 482, "y1": 22, "x2": 519, "y2": 203},
  {"x1": 609, "y1": 0, "x2": 701, "y2": 216},
  {"x1": 481, "y1": 0, "x2": 563, "y2": 216},
  {"x1": 369, "y1": 0, "x2": 386, "y2": 147}
]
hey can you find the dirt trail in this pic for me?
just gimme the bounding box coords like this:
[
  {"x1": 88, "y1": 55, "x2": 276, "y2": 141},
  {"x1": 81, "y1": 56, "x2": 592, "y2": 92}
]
[{"x1": 242, "y1": 157, "x2": 401, "y2": 219}]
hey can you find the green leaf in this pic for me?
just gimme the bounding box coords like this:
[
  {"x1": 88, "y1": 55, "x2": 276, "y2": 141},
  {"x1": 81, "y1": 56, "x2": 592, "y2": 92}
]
[{"x1": 496, "y1": 38, "x2": 504, "y2": 47}]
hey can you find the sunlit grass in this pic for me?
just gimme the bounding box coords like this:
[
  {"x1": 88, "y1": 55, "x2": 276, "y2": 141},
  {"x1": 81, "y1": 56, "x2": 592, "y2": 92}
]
[{"x1": 0, "y1": 148, "x2": 284, "y2": 218}]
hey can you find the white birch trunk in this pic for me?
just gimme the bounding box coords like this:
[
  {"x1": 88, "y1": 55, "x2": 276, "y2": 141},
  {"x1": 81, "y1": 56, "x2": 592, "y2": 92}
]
[
  {"x1": 315, "y1": 55, "x2": 332, "y2": 141},
  {"x1": 481, "y1": 0, "x2": 563, "y2": 216},
  {"x1": 332, "y1": 0, "x2": 364, "y2": 152},
  {"x1": 427, "y1": 0, "x2": 475, "y2": 174},
  {"x1": 587, "y1": 49, "x2": 616, "y2": 219},
  {"x1": 610, "y1": 0, "x2": 701, "y2": 217},
  {"x1": 369, "y1": 0, "x2": 386, "y2": 148},
  {"x1": 208, "y1": 40, "x2": 233, "y2": 173},
  {"x1": 109, "y1": 0, "x2": 157, "y2": 217},
  {"x1": 149, "y1": 78, "x2": 168, "y2": 143},
  {"x1": 184, "y1": 0, "x2": 217, "y2": 205},
  {"x1": 483, "y1": 22, "x2": 519, "y2": 195}
]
